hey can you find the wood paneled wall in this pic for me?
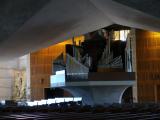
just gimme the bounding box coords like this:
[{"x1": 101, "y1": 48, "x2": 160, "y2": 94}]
[
  {"x1": 30, "y1": 36, "x2": 84, "y2": 100},
  {"x1": 136, "y1": 30, "x2": 160, "y2": 102},
  {"x1": 30, "y1": 45, "x2": 65, "y2": 100}
]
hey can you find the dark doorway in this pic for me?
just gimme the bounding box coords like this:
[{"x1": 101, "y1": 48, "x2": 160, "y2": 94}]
[
  {"x1": 121, "y1": 87, "x2": 133, "y2": 103},
  {"x1": 44, "y1": 88, "x2": 72, "y2": 99}
]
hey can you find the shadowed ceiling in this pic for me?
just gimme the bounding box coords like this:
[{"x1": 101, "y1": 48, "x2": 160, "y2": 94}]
[
  {"x1": 0, "y1": 0, "x2": 51, "y2": 44},
  {"x1": 0, "y1": 0, "x2": 160, "y2": 61}
]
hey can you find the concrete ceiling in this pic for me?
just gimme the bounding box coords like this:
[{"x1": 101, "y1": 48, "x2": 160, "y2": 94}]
[
  {"x1": 113, "y1": 0, "x2": 160, "y2": 19},
  {"x1": 0, "y1": 0, "x2": 160, "y2": 61},
  {"x1": 0, "y1": 0, "x2": 51, "y2": 44}
]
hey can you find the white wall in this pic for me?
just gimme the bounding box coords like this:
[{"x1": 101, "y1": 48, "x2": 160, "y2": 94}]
[
  {"x1": 0, "y1": 59, "x2": 18, "y2": 100},
  {"x1": 0, "y1": 55, "x2": 30, "y2": 100}
]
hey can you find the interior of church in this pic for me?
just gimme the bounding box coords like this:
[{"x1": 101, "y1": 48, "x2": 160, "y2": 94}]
[{"x1": 0, "y1": 0, "x2": 160, "y2": 119}]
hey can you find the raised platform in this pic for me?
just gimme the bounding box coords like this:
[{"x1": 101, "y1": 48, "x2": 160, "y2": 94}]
[
  {"x1": 51, "y1": 72, "x2": 135, "y2": 105},
  {"x1": 65, "y1": 80, "x2": 135, "y2": 86}
]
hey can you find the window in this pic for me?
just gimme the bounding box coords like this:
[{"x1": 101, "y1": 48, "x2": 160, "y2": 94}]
[{"x1": 114, "y1": 30, "x2": 130, "y2": 41}]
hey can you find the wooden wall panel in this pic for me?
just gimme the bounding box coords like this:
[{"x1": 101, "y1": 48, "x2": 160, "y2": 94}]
[
  {"x1": 136, "y1": 30, "x2": 160, "y2": 103},
  {"x1": 30, "y1": 36, "x2": 84, "y2": 100},
  {"x1": 30, "y1": 44, "x2": 67, "y2": 100}
]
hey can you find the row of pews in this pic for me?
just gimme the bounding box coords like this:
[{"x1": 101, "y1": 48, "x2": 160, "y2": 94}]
[
  {"x1": 0, "y1": 102, "x2": 160, "y2": 119},
  {"x1": 0, "y1": 111, "x2": 160, "y2": 120}
]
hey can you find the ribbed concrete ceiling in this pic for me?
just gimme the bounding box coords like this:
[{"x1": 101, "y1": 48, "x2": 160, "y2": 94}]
[{"x1": 0, "y1": 0, "x2": 160, "y2": 61}]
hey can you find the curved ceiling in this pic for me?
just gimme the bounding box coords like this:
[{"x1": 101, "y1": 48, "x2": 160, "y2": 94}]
[{"x1": 0, "y1": 0, "x2": 160, "y2": 61}]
